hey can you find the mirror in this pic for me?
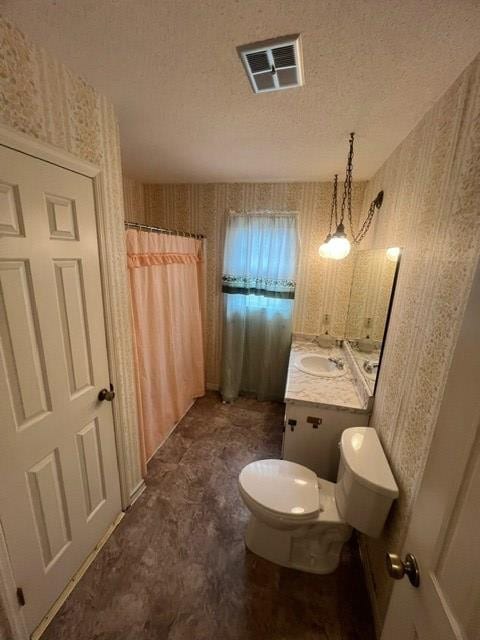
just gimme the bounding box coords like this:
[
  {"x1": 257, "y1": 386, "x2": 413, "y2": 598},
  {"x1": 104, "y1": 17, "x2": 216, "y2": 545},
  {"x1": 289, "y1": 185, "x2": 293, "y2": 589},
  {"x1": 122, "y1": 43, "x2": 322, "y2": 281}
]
[{"x1": 345, "y1": 247, "x2": 401, "y2": 392}]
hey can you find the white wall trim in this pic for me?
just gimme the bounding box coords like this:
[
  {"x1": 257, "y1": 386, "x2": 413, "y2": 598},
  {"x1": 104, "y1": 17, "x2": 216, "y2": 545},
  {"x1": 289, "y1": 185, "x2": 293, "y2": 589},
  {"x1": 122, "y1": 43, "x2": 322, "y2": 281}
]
[
  {"x1": 91, "y1": 171, "x2": 143, "y2": 509},
  {"x1": 0, "y1": 523, "x2": 28, "y2": 640},
  {"x1": 0, "y1": 124, "x2": 99, "y2": 177},
  {"x1": 0, "y1": 123, "x2": 144, "y2": 637},
  {"x1": 30, "y1": 513, "x2": 125, "y2": 640},
  {"x1": 357, "y1": 535, "x2": 382, "y2": 639},
  {"x1": 127, "y1": 480, "x2": 147, "y2": 508}
]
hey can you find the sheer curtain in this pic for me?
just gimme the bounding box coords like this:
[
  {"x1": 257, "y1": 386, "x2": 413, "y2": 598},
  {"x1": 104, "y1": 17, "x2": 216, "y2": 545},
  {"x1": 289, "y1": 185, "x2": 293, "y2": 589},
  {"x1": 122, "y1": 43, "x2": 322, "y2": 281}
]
[
  {"x1": 127, "y1": 229, "x2": 205, "y2": 470},
  {"x1": 220, "y1": 213, "x2": 298, "y2": 402}
]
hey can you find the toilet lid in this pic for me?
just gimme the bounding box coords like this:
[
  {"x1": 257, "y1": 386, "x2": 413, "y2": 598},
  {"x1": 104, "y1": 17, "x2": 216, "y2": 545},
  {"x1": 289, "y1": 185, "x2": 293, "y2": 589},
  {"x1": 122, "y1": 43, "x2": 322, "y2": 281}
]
[{"x1": 239, "y1": 459, "x2": 320, "y2": 517}]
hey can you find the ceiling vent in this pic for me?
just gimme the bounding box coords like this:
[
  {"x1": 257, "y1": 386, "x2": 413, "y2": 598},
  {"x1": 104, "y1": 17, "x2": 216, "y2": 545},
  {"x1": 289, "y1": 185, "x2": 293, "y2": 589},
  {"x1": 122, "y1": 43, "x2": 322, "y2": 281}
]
[{"x1": 237, "y1": 34, "x2": 304, "y2": 94}]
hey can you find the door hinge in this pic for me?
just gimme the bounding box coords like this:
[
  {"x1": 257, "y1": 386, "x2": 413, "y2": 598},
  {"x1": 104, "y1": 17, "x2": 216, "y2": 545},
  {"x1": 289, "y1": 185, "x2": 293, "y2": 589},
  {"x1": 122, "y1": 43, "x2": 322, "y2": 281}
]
[{"x1": 16, "y1": 587, "x2": 25, "y2": 607}]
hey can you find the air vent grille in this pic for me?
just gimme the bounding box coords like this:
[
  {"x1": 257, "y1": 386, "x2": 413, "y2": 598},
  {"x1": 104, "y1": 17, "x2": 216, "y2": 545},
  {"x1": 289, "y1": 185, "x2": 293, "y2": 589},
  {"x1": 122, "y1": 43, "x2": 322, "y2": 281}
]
[
  {"x1": 237, "y1": 35, "x2": 304, "y2": 94},
  {"x1": 272, "y1": 45, "x2": 296, "y2": 68},
  {"x1": 246, "y1": 51, "x2": 270, "y2": 74}
]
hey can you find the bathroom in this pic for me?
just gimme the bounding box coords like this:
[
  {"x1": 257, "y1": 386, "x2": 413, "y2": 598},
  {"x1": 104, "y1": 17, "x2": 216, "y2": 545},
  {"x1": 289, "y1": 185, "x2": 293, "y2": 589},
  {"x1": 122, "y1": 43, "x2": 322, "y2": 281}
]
[{"x1": 0, "y1": 2, "x2": 479, "y2": 639}]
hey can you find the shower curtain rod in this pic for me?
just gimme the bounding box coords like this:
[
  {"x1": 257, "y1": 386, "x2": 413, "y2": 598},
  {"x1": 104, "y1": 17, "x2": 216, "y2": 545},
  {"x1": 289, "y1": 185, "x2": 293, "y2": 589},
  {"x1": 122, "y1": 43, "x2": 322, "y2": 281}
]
[{"x1": 125, "y1": 220, "x2": 205, "y2": 240}]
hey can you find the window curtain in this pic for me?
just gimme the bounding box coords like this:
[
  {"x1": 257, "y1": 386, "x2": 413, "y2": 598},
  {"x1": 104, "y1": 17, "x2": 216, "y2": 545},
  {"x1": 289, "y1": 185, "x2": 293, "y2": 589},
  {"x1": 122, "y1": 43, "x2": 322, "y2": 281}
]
[
  {"x1": 127, "y1": 229, "x2": 205, "y2": 471},
  {"x1": 220, "y1": 213, "x2": 298, "y2": 402}
]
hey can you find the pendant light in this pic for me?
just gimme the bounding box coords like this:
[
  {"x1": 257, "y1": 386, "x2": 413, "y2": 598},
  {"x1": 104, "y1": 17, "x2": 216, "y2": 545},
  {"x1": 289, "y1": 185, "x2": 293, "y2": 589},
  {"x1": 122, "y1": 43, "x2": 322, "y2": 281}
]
[
  {"x1": 319, "y1": 171, "x2": 351, "y2": 260},
  {"x1": 327, "y1": 221, "x2": 351, "y2": 260},
  {"x1": 319, "y1": 133, "x2": 384, "y2": 260},
  {"x1": 318, "y1": 234, "x2": 333, "y2": 258},
  {"x1": 318, "y1": 174, "x2": 338, "y2": 258}
]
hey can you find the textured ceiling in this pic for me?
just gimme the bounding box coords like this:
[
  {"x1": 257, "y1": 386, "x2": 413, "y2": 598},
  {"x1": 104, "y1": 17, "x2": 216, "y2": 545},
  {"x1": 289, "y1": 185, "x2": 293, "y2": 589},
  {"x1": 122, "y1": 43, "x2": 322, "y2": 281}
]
[{"x1": 1, "y1": 0, "x2": 480, "y2": 183}]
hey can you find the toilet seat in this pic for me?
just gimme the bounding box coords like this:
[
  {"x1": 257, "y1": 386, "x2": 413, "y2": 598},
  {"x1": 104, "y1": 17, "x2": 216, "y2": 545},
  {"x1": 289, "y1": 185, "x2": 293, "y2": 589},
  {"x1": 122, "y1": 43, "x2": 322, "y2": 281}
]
[{"x1": 239, "y1": 459, "x2": 320, "y2": 521}]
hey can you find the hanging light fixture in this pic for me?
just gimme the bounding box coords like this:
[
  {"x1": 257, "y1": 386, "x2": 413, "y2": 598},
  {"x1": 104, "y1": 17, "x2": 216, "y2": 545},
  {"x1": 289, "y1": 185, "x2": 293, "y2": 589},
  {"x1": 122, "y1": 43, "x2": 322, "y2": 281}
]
[
  {"x1": 318, "y1": 234, "x2": 333, "y2": 258},
  {"x1": 327, "y1": 221, "x2": 351, "y2": 260},
  {"x1": 319, "y1": 133, "x2": 384, "y2": 260},
  {"x1": 318, "y1": 174, "x2": 338, "y2": 258}
]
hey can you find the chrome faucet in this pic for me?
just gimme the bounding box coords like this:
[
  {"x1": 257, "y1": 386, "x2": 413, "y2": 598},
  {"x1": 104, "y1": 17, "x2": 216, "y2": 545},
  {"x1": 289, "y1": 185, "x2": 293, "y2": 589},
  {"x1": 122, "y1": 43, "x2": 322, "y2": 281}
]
[
  {"x1": 328, "y1": 357, "x2": 344, "y2": 370},
  {"x1": 363, "y1": 360, "x2": 379, "y2": 373}
]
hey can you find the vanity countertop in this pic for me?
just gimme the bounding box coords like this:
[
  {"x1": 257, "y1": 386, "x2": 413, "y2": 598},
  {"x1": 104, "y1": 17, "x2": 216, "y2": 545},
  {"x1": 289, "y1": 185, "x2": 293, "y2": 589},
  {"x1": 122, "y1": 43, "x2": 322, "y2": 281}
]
[
  {"x1": 350, "y1": 344, "x2": 381, "y2": 393},
  {"x1": 284, "y1": 337, "x2": 371, "y2": 413}
]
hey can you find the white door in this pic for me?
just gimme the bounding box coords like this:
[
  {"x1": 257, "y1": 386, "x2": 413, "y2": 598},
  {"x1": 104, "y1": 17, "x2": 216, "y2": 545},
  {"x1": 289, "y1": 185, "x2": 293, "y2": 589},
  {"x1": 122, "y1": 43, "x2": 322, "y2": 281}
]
[
  {"x1": 0, "y1": 145, "x2": 122, "y2": 633},
  {"x1": 381, "y1": 259, "x2": 480, "y2": 640}
]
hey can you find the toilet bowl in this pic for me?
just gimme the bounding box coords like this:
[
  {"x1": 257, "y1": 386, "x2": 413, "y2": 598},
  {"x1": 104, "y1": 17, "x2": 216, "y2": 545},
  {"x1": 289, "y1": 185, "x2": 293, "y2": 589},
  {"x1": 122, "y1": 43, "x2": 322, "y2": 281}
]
[{"x1": 239, "y1": 427, "x2": 398, "y2": 574}]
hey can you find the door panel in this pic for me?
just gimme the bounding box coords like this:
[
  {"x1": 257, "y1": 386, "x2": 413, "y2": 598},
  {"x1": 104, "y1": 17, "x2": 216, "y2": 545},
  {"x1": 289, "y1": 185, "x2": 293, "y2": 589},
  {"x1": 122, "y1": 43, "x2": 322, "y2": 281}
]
[
  {"x1": 54, "y1": 258, "x2": 93, "y2": 395},
  {"x1": 46, "y1": 194, "x2": 79, "y2": 241},
  {"x1": 435, "y1": 447, "x2": 480, "y2": 638},
  {"x1": 0, "y1": 259, "x2": 51, "y2": 427},
  {"x1": 0, "y1": 181, "x2": 24, "y2": 236},
  {"x1": 382, "y1": 261, "x2": 480, "y2": 640},
  {"x1": 76, "y1": 419, "x2": 107, "y2": 519},
  {"x1": 0, "y1": 144, "x2": 121, "y2": 633},
  {"x1": 27, "y1": 450, "x2": 72, "y2": 569}
]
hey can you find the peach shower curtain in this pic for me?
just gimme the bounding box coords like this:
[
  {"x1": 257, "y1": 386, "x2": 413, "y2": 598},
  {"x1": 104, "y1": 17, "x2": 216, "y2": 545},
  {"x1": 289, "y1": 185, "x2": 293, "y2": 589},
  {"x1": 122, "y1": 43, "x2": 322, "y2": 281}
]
[{"x1": 127, "y1": 229, "x2": 205, "y2": 471}]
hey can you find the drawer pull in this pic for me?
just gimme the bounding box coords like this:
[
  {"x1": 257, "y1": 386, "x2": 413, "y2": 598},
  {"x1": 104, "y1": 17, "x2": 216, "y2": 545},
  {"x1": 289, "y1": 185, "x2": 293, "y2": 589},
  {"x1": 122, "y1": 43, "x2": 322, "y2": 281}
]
[{"x1": 307, "y1": 416, "x2": 322, "y2": 427}]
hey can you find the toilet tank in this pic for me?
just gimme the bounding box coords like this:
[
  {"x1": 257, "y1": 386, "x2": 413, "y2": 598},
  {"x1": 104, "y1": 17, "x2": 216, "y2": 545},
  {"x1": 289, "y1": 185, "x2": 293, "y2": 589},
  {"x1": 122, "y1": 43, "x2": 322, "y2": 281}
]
[{"x1": 335, "y1": 427, "x2": 398, "y2": 538}]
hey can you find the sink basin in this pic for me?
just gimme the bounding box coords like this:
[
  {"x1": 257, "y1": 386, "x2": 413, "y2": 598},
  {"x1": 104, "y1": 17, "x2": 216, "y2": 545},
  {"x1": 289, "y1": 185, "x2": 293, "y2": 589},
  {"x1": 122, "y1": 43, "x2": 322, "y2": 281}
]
[{"x1": 295, "y1": 353, "x2": 345, "y2": 378}]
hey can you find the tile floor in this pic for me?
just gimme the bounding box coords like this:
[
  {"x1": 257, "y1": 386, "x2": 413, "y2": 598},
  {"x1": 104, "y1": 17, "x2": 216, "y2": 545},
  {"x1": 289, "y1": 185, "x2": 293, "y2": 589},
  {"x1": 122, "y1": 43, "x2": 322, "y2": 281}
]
[{"x1": 43, "y1": 392, "x2": 375, "y2": 639}]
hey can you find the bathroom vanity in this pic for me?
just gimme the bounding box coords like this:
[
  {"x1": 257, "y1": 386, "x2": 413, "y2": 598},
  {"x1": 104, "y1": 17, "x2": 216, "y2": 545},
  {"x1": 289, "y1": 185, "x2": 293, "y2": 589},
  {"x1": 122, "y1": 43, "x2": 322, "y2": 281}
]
[
  {"x1": 281, "y1": 246, "x2": 402, "y2": 479},
  {"x1": 282, "y1": 336, "x2": 373, "y2": 481}
]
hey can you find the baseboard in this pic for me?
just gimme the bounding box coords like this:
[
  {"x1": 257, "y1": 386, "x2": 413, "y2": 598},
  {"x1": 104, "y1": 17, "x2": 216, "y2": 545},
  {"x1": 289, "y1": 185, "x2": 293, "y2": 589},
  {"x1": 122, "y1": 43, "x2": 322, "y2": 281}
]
[
  {"x1": 31, "y1": 512, "x2": 125, "y2": 640},
  {"x1": 0, "y1": 521, "x2": 29, "y2": 640},
  {"x1": 145, "y1": 398, "x2": 196, "y2": 466},
  {"x1": 357, "y1": 534, "x2": 382, "y2": 639},
  {"x1": 128, "y1": 479, "x2": 147, "y2": 507}
]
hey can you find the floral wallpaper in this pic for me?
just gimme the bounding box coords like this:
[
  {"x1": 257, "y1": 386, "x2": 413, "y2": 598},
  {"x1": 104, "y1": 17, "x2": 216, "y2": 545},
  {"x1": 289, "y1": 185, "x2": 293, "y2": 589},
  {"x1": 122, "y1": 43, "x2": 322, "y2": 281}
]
[
  {"x1": 132, "y1": 181, "x2": 366, "y2": 387},
  {"x1": 123, "y1": 175, "x2": 146, "y2": 224},
  {"x1": 0, "y1": 17, "x2": 143, "y2": 637},
  {"x1": 360, "y1": 53, "x2": 480, "y2": 628}
]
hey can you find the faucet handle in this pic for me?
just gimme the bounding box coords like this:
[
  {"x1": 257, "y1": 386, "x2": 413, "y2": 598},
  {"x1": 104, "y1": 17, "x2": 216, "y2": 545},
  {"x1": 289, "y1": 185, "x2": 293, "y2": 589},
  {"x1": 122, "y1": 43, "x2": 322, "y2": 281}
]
[{"x1": 328, "y1": 357, "x2": 344, "y2": 370}]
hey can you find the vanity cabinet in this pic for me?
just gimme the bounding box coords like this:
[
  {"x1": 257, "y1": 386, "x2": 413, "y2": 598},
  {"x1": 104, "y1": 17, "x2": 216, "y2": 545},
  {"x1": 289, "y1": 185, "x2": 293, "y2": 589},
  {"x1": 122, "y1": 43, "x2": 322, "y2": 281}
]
[{"x1": 282, "y1": 401, "x2": 369, "y2": 481}]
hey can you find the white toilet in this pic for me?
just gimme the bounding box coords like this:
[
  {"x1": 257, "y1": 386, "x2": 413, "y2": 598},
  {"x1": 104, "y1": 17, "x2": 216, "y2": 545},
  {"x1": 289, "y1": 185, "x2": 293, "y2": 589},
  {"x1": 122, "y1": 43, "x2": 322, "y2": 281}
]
[{"x1": 238, "y1": 426, "x2": 398, "y2": 574}]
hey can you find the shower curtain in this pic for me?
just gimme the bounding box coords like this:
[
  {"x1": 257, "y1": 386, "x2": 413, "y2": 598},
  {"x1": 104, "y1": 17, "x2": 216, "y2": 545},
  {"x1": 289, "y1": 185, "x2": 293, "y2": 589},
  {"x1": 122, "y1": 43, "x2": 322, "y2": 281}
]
[{"x1": 127, "y1": 229, "x2": 205, "y2": 469}]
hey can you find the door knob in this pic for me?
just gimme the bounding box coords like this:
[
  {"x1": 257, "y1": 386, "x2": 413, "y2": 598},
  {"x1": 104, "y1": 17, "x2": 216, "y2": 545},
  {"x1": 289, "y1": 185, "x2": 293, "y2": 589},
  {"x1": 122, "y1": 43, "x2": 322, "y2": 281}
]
[
  {"x1": 98, "y1": 383, "x2": 115, "y2": 402},
  {"x1": 386, "y1": 552, "x2": 420, "y2": 587}
]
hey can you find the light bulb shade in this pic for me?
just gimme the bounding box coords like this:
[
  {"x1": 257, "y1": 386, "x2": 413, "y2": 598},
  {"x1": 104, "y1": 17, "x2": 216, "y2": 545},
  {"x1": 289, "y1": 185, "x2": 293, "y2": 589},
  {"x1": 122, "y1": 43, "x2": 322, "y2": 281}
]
[
  {"x1": 328, "y1": 235, "x2": 351, "y2": 260},
  {"x1": 318, "y1": 234, "x2": 332, "y2": 258},
  {"x1": 328, "y1": 223, "x2": 351, "y2": 260},
  {"x1": 386, "y1": 246, "x2": 401, "y2": 262}
]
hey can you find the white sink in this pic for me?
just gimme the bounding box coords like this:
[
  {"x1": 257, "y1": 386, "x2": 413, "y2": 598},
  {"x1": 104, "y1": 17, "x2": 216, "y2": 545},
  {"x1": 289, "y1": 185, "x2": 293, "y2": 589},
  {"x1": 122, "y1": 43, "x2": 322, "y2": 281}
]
[{"x1": 295, "y1": 353, "x2": 345, "y2": 378}]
